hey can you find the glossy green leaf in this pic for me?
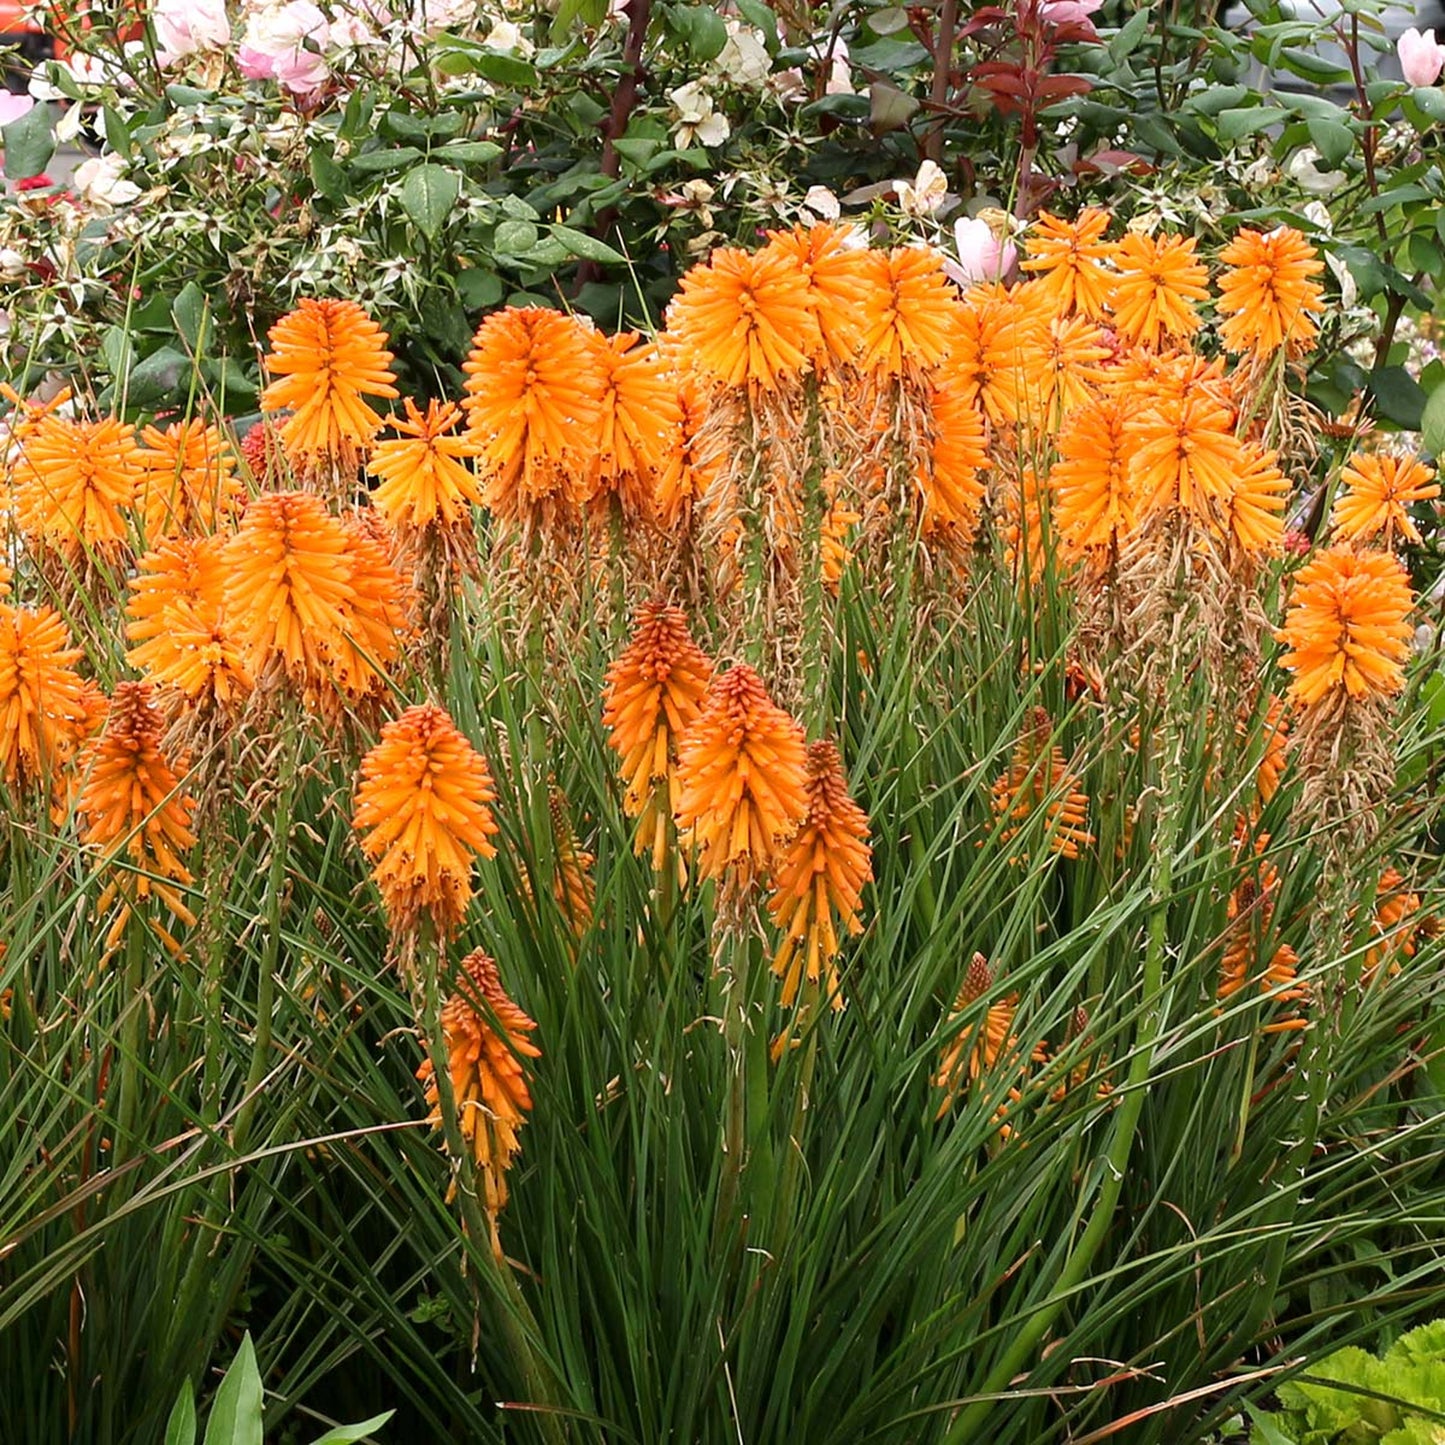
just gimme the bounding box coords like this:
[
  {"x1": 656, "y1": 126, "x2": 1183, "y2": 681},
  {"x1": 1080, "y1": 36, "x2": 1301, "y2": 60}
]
[
  {"x1": 400, "y1": 164, "x2": 461, "y2": 242},
  {"x1": 201, "y1": 1334, "x2": 263, "y2": 1445}
]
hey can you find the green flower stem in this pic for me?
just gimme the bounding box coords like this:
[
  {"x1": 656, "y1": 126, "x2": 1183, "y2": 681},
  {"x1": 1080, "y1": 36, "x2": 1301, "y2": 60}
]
[{"x1": 110, "y1": 919, "x2": 147, "y2": 1174}]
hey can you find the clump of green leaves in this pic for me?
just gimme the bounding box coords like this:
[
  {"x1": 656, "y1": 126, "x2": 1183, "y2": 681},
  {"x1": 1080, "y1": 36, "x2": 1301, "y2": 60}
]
[{"x1": 1251, "y1": 1320, "x2": 1445, "y2": 1444}]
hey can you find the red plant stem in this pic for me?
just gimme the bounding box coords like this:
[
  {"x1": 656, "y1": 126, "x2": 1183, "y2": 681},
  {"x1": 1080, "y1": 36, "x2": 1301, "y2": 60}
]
[{"x1": 926, "y1": 0, "x2": 959, "y2": 163}]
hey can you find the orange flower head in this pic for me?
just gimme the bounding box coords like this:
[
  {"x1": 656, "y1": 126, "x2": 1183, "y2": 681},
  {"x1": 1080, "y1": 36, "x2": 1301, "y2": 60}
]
[
  {"x1": 353, "y1": 703, "x2": 499, "y2": 942},
  {"x1": 764, "y1": 223, "x2": 873, "y2": 366},
  {"x1": 126, "y1": 534, "x2": 252, "y2": 710},
  {"x1": 1049, "y1": 394, "x2": 1140, "y2": 563},
  {"x1": 1252, "y1": 694, "x2": 1290, "y2": 805},
  {"x1": 1016, "y1": 313, "x2": 1112, "y2": 426},
  {"x1": 990, "y1": 709, "x2": 1094, "y2": 861},
  {"x1": 1107, "y1": 232, "x2": 1210, "y2": 349},
  {"x1": 78, "y1": 681, "x2": 198, "y2": 939},
  {"x1": 462, "y1": 307, "x2": 608, "y2": 526},
  {"x1": 1277, "y1": 548, "x2": 1414, "y2": 708},
  {"x1": 1019, "y1": 207, "x2": 1114, "y2": 320},
  {"x1": 1218, "y1": 828, "x2": 1306, "y2": 1032},
  {"x1": 1332, "y1": 452, "x2": 1440, "y2": 549},
  {"x1": 591, "y1": 334, "x2": 684, "y2": 520},
  {"x1": 1222, "y1": 443, "x2": 1289, "y2": 557},
  {"x1": 819, "y1": 483, "x2": 862, "y2": 593},
  {"x1": 321, "y1": 510, "x2": 414, "y2": 703},
  {"x1": 655, "y1": 374, "x2": 720, "y2": 528},
  {"x1": 854, "y1": 246, "x2": 960, "y2": 378},
  {"x1": 0, "y1": 602, "x2": 89, "y2": 789},
  {"x1": 1216, "y1": 226, "x2": 1325, "y2": 357},
  {"x1": 369, "y1": 398, "x2": 483, "y2": 532},
  {"x1": 602, "y1": 600, "x2": 715, "y2": 871},
  {"x1": 767, "y1": 739, "x2": 872, "y2": 1009},
  {"x1": 135, "y1": 419, "x2": 243, "y2": 539},
  {"x1": 416, "y1": 948, "x2": 540, "y2": 1255},
  {"x1": 1363, "y1": 867, "x2": 1422, "y2": 983},
  {"x1": 672, "y1": 664, "x2": 809, "y2": 885},
  {"x1": 667, "y1": 245, "x2": 821, "y2": 392},
  {"x1": 941, "y1": 286, "x2": 1042, "y2": 427},
  {"x1": 548, "y1": 787, "x2": 596, "y2": 938},
  {"x1": 920, "y1": 387, "x2": 989, "y2": 542},
  {"x1": 1126, "y1": 388, "x2": 1243, "y2": 523},
  {"x1": 11, "y1": 414, "x2": 141, "y2": 556},
  {"x1": 934, "y1": 953, "x2": 1041, "y2": 1130},
  {"x1": 260, "y1": 298, "x2": 399, "y2": 471}
]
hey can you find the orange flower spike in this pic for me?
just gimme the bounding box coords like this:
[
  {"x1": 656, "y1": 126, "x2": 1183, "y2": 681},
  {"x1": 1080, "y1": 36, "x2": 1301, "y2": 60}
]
[
  {"x1": 260, "y1": 298, "x2": 399, "y2": 469},
  {"x1": 353, "y1": 703, "x2": 499, "y2": 942},
  {"x1": 369, "y1": 398, "x2": 484, "y2": 531},
  {"x1": 77, "y1": 681, "x2": 198, "y2": 927},
  {"x1": 135, "y1": 419, "x2": 243, "y2": 539},
  {"x1": 942, "y1": 287, "x2": 1040, "y2": 427},
  {"x1": 325, "y1": 512, "x2": 414, "y2": 700},
  {"x1": 602, "y1": 601, "x2": 715, "y2": 868},
  {"x1": 1019, "y1": 207, "x2": 1114, "y2": 320},
  {"x1": 592, "y1": 334, "x2": 684, "y2": 518},
  {"x1": 461, "y1": 308, "x2": 608, "y2": 521},
  {"x1": 1048, "y1": 394, "x2": 1140, "y2": 562},
  {"x1": 222, "y1": 492, "x2": 355, "y2": 689},
  {"x1": 1223, "y1": 443, "x2": 1289, "y2": 557},
  {"x1": 934, "y1": 953, "x2": 1032, "y2": 1121},
  {"x1": 11, "y1": 414, "x2": 141, "y2": 555},
  {"x1": 416, "y1": 948, "x2": 540, "y2": 1254},
  {"x1": 921, "y1": 386, "x2": 989, "y2": 541},
  {"x1": 1216, "y1": 226, "x2": 1326, "y2": 358},
  {"x1": 1254, "y1": 694, "x2": 1290, "y2": 805},
  {"x1": 854, "y1": 246, "x2": 960, "y2": 378},
  {"x1": 1107, "y1": 232, "x2": 1210, "y2": 350},
  {"x1": 765, "y1": 223, "x2": 872, "y2": 366},
  {"x1": 126, "y1": 535, "x2": 252, "y2": 708},
  {"x1": 767, "y1": 740, "x2": 873, "y2": 1010},
  {"x1": 0, "y1": 603, "x2": 89, "y2": 788},
  {"x1": 1364, "y1": 867, "x2": 1422, "y2": 983},
  {"x1": 1126, "y1": 388, "x2": 1243, "y2": 523},
  {"x1": 666, "y1": 245, "x2": 821, "y2": 392},
  {"x1": 989, "y1": 709, "x2": 1095, "y2": 862},
  {"x1": 1277, "y1": 548, "x2": 1415, "y2": 708},
  {"x1": 672, "y1": 664, "x2": 809, "y2": 885},
  {"x1": 1332, "y1": 453, "x2": 1440, "y2": 549}
]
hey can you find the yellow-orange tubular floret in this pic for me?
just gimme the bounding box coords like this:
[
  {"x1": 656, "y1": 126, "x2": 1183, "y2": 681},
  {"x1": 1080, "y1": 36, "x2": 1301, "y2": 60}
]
[
  {"x1": 416, "y1": 948, "x2": 540, "y2": 1256},
  {"x1": 353, "y1": 703, "x2": 498, "y2": 942},
  {"x1": 1222, "y1": 443, "x2": 1289, "y2": 558},
  {"x1": 323, "y1": 512, "x2": 414, "y2": 702},
  {"x1": 1364, "y1": 867, "x2": 1422, "y2": 983},
  {"x1": 920, "y1": 385, "x2": 989, "y2": 542},
  {"x1": 943, "y1": 286, "x2": 1040, "y2": 427},
  {"x1": 934, "y1": 952, "x2": 1039, "y2": 1131},
  {"x1": 1107, "y1": 232, "x2": 1210, "y2": 350},
  {"x1": 1019, "y1": 207, "x2": 1114, "y2": 320},
  {"x1": 667, "y1": 245, "x2": 821, "y2": 393},
  {"x1": 591, "y1": 333, "x2": 684, "y2": 520},
  {"x1": 126, "y1": 534, "x2": 251, "y2": 710},
  {"x1": 764, "y1": 223, "x2": 872, "y2": 367},
  {"x1": 1277, "y1": 548, "x2": 1414, "y2": 708},
  {"x1": 368, "y1": 398, "x2": 484, "y2": 531},
  {"x1": 0, "y1": 603, "x2": 88, "y2": 789},
  {"x1": 854, "y1": 246, "x2": 959, "y2": 378},
  {"x1": 77, "y1": 681, "x2": 198, "y2": 938},
  {"x1": 1217, "y1": 828, "x2": 1307, "y2": 1032},
  {"x1": 1216, "y1": 226, "x2": 1326, "y2": 358},
  {"x1": 11, "y1": 414, "x2": 141, "y2": 556},
  {"x1": 135, "y1": 419, "x2": 243, "y2": 539},
  {"x1": 990, "y1": 709, "x2": 1094, "y2": 861},
  {"x1": 1332, "y1": 453, "x2": 1440, "y2": 550},
  {"x1": 1019, "y1": 313, "x2": 1111, "y2": 426},
  {"x1": 672, "y1": 664, "x2": 809, "y2": 885},
  {"x1": 1049, "y1": 394, "x2": 1139, "y2": 564},
  {"x1": 1126, "y1": 388, "x2": 1242, "y2": 524},
  {"x1": 461, "y1": 307, "x2": 607, "y2": 525},
  {"x1": 602, "y1": 600, "x2": 715, "y2": 871},
  {"x1": 767, "y1": 740, "x2": 872, "y2": 1010},
  {"x1": 260, "y1": 298, "x2": 399, "y2": 470}
]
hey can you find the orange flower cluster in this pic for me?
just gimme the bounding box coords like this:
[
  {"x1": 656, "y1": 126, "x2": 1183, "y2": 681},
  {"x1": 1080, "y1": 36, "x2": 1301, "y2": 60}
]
[
  {"x1": 11, "y1": 414, "x2": 142, "y2": 557},
  {"x1": 260, "y1": 298, "x2": 399, "y2": 474},
  {"x1": 416, "y1": 948, "x2": 540, "y2": 1258},
  {"x1": 767, "y1": 741, "x2": 872, "y2": 1009},
  {"x1": 601, "y1": 600, "x2": 714, "y2": 872},
  {"x1": 77, "y1": 681, "x2": 198, "y2": 950},
  {"x1": 673, "y1": 664, "x2": 809, "y2": 886},
  {"x1": 136, "y1": 419, "x2": 243, "y2": 539},
  {"x1": 1332, "y1": 453, "x2": 1440, "y2": 550},
  {"x1": 1216, "y1": 227, "x2": 1325, "y2": 358},
  {"x1": 990, "y1": 709, "x2": 1094, "y2": 862},
  {"x1": 1277, "y1": 548, "x2": 1414, "y2": 708},
  {"x1": 0, "y1": 603, "x2": 89, "y2": 789},
  {"x1": 369, "y1": 399, "x2": 483, "y2": 533},
  {"x1": 1363, "y1": 867, "x2": 1425, "y2": 984},
  {"x1": 353, "y1": 703, "x2": 498, "y2": 944}
]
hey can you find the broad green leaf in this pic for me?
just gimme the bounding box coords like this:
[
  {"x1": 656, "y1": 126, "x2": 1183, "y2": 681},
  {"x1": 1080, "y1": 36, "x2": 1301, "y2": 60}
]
[
  {"x1": 171, "y1": 282, "x2": 208, "y2": 351},
  {"x1": 734, "y1": 0, "x2": 776, "y2": 46},
  {"x1": 436, "y1": 140, "x2": 502, "y2": 164},
  {"x1": 101, "y1": 103, "x2": 130, "y2": 157},
  {"x1": 457, "y1": 268, "x2": 503, "y2": 310},
  {"x1": 1419, "y1": 380, "x2": 1445, "y2": 459},
  {"x1": 1369, "y1": 364, "x2": 1427, "y2": 430},
  {"x1": 202, "y1": 1333, "x2": 264, "y2": 1445},
  {"x1": 1305, "y1": 116, "x2": 1352, "y2": 168},
  {"x1": 670, "y1": 5, "x2": 728, "y2": 62},
  {"x1": 472, "y1": 49, "x2": 539, "y2": 86},
  {"x1": 494, "y1": 218, "x2": 540, "y2": 255},
  {"x1": 400, "y1": 164, "x2": 461, "y2": 242},
  {"x1": 3, "y1": 102, "x2": 55, "y2": 181},
  {"x1": 551, "y1": 224, "x2": 624, "y2": 265},
  {"x1": 1412, "y1": 86, "x2": 1445, "y2": 125},
  {"x1": 1217, "y1": 105, "x2": 1287, "y2": 142},
  {"x1": 308, "y1": 1411, "x2": 394, "y2": 1445},
  {"x1": 124, "y1": 345, "x2": 192, "y2": 407},
  {"x1": 311, "y1": 147, "x2": 346, "y2": 202},
  {"x1": 165, "y1": 1383, "x2": 198, "y2": 1445},
  {"x1": 349, "y1": 145, "x2": 423, "y2": 176}
]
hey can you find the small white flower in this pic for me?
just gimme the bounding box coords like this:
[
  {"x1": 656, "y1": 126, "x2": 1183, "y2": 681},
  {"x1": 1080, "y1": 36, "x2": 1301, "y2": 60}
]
[
  {"x1": 1287, "y1": 146, "x2": 1345, "y2": 196},
  {"x1": 713, "y1": 20, "x2": 771, "y2": 88},
  {"x1": 668, "y1": 81, "x2": 730, "y2": 148},
  {"x1": 485, "y1": 19, "x2": 533, "y2": 56},
  {"x1": 0, "y1": 248, "x2": 27, "y2": 280},
  {"x1": 72, "y1": 152, "x2": 142, "y2": 210},
  {"x1": 892, "y1": 159, "x2": 948, "y2": 218}
]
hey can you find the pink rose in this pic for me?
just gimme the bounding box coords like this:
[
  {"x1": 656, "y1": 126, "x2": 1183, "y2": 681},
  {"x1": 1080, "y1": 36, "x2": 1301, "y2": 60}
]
[
  {"x1": 154, "y1": 0, "x2": 231, "y2": 63},
  {"x1": 1399, "y1": 27, "x2": 1445, "y2": 87},
  {"x1": 1039, "y1": 0, "x2": 1102, "y2": 23},
  {"x1": 945, "y1": 216, "x2": 1017, "y2": 287},
  {"x1": 0, "y1": 92, "x2": 34, "y2": 128}
]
